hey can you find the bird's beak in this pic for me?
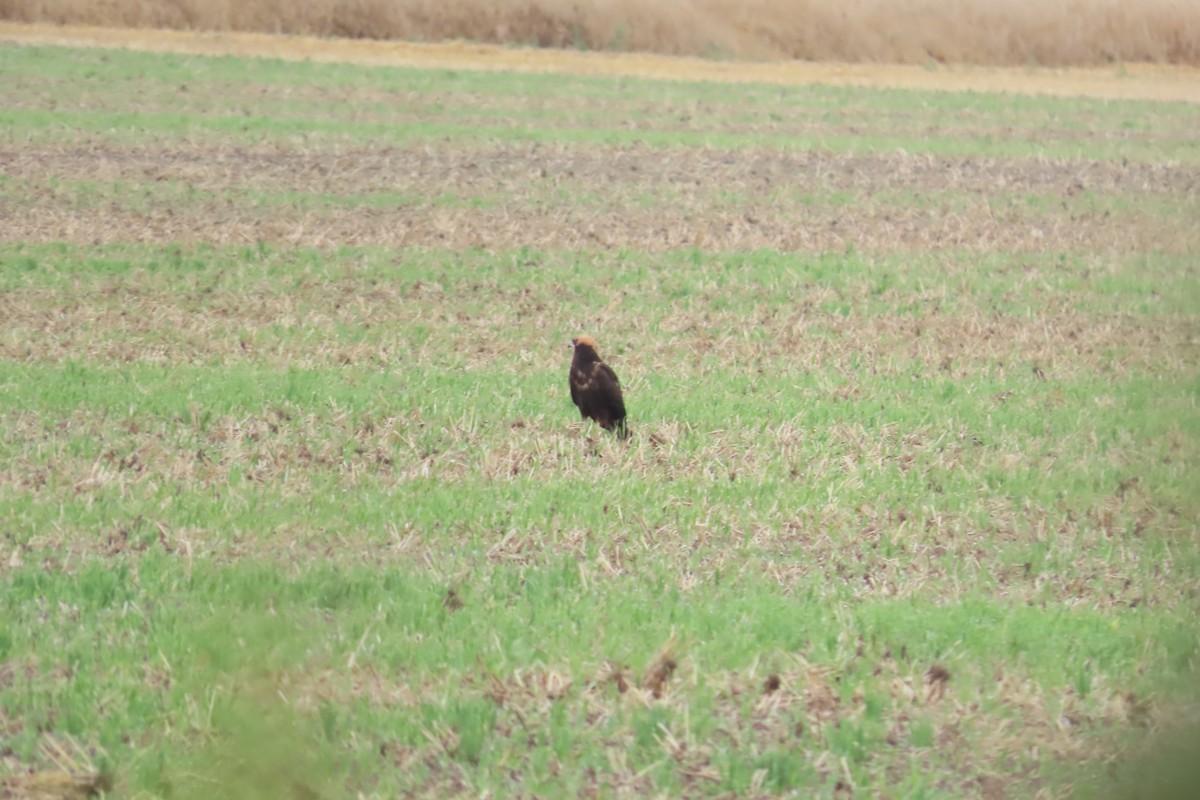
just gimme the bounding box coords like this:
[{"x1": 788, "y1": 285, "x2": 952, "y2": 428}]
[{"x1": 566, "y1": 339, "x2": 575, "y2": 349}]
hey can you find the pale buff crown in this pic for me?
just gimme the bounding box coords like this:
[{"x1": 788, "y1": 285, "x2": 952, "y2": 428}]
[{"x1": 572, "y1": 334, "x2": 600, "y2": 351}]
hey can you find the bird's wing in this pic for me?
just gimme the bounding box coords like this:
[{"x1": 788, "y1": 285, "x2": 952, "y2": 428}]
[
  {"x1": 594, "y1": 362, "x2": 627, "y2": 417},
  {"x1": 569, "y1": 367, "x2": 584, "y2": 407}
]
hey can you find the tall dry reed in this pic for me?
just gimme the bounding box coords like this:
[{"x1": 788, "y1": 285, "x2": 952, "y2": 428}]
[{"x1": 2, "y1": 0, "x2": 1197, "y2": 65}]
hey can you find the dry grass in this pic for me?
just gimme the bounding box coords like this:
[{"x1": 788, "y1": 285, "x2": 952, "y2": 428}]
[
  {"x1": 2, "y1": 141, "x2": 1197, "y2": 254},
  {"x1": 1, "y1": 257, "x2": 1194, "y2": 374},
  {"x1": 298, "y1": 654, "x2": 1169, "y2": 798},
  {"x1": 2, "y1": 0, "x2": 1200, "y2": 66},
  {"x1": 0, "y1": 735, "x2": 111, "y2": 800}
]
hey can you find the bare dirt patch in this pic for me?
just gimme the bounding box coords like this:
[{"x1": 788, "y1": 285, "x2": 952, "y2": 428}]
[
  {"x1": 7, "y1": 142, "x2": 1194, "y2": 201},
  {"x1": 2, "y1": 141, "x2": 1196, "y2": 254}
]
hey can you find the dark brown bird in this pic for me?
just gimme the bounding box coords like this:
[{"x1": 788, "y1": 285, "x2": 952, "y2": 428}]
[{"x1": 568, "y1": 335, "x2": 628, "y2": 439}]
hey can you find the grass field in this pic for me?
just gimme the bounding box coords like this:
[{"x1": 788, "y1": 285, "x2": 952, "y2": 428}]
[{"x1": 1, "y1": 39, "x2": 1199, "y2": 799}]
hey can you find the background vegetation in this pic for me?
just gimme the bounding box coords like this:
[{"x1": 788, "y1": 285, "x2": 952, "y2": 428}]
[{"x1": 2, "y1": 0, "x2": 1200, "y2": 66}]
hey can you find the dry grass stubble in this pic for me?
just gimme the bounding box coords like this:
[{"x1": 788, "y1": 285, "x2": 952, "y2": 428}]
[
  {"x1": 1, "y1": 273, "x2": 1193, "y2": 374},
  {"x1": 2, "y1": 142, "x2": 1196, "y2": 253}
]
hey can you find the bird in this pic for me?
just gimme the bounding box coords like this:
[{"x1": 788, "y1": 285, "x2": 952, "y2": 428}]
[{"x1": 568, "y1": 335, "x2": 629, "y2": 439}]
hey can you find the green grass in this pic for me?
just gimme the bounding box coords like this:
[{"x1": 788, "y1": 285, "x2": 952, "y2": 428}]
[
  {"x1": 1, "y1": 41, "x2": 1199, "y2": 799},
  {"x1": 3, "y1": 556, "x2": 1193, "y2": 796},
  {"x1": 3, "y1": 44, "x2": 1199, "y2": 161}
]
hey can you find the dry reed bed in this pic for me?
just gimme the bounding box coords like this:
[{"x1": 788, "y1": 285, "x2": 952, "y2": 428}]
[{"x1": 2, "y1": 0, "x2": 1199, "y2": 66}]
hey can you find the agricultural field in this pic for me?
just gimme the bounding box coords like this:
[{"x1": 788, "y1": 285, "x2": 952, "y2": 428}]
[{"x1": 1, "y1": 36, "x2": 1199, "y2": 799}]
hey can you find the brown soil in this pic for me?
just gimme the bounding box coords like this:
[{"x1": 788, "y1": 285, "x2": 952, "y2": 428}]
[{"x1": 2, "y1": 141, "x2": 1195, "y2": 255}]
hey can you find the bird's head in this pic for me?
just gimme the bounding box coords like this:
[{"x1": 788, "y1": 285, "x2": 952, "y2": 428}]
[
  {"x1": 570, "y1": 334, "x2": 599, "y2": 351},
  {"x1": 569, "y1": 335, "x2": 601, "y2": 362}
]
